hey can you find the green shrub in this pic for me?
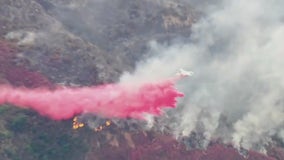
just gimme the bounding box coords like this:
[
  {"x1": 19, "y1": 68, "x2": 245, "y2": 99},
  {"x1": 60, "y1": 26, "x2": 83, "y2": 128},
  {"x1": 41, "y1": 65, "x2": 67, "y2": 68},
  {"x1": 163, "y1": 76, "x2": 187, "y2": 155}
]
[
  {"x1": 0, "y1": 105, "x2": 9, "y2": 114},
  {"x1": 7, "y1": 114, "x2": 29, "y2": 132}
]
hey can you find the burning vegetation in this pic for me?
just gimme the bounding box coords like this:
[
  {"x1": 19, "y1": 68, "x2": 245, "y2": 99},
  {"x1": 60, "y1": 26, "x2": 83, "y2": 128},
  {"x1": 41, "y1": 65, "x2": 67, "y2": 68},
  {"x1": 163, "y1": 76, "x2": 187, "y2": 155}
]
[
  {"x1": 72, "y1": 116, "x2": 85, "y2": 130},
  {"x1": 72, "y1": 116, "x2": 112, "y2": 132}
]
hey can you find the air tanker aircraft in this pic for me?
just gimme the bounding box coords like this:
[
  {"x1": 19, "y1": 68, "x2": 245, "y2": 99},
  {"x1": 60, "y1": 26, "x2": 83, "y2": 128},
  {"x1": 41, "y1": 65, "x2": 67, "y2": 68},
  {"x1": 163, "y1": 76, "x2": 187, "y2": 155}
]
[{"x1": 176, "y1": 68, "x2": 194, "y2": 77}]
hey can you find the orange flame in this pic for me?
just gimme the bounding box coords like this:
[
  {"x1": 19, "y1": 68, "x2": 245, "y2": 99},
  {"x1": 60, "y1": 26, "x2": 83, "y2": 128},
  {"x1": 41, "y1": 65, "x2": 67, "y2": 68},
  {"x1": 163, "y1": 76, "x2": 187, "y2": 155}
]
[
  {"x1": 72, "y1": 116, "x2": 85, "y2": 130},
  {"x1": 94, "y1": 120, "x2": 112, "y2": 132},
  {"x1": 72, "y1": 116, "x2": 112, "y2": 132}
]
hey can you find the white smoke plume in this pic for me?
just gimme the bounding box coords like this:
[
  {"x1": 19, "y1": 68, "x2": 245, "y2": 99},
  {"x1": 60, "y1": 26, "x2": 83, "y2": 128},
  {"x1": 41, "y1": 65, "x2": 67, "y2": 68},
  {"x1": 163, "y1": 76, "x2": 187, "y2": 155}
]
[{"x1": 120, "y1": 0, "x2": 284, "y2": 152}]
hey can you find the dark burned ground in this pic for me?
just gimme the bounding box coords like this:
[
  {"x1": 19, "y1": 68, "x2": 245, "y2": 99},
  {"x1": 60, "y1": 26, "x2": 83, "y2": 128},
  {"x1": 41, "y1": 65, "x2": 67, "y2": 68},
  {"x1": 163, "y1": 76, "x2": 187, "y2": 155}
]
[{"x1": 0, "y1": 0, "x2": 284, "y2": 160}]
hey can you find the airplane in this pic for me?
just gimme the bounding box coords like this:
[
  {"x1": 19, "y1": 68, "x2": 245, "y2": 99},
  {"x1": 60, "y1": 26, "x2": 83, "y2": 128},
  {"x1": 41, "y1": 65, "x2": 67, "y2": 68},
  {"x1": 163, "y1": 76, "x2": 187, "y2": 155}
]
[{"x1": 176, "y1": 68, "x2": 194, "y2": 77}]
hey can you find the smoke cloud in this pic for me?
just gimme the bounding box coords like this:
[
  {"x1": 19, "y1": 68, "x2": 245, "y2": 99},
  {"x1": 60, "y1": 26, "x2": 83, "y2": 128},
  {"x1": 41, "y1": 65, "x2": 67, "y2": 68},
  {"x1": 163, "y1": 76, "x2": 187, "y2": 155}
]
[{"x1": 120, "y1": 0, "x2": 284, "y2": 152}]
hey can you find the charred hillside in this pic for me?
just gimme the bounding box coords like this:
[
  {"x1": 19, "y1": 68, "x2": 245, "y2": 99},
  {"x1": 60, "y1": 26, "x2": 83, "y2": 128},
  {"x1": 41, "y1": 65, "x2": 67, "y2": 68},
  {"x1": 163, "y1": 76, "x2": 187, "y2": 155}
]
[{"x1": 0, "y1": 0, "x2": 284, "y2": 160}]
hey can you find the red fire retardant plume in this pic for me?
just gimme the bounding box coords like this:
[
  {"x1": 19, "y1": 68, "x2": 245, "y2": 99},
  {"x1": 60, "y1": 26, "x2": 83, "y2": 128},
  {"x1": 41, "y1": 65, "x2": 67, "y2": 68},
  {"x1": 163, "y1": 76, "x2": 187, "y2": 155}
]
[{"x1": 0, "y1": 77, "x2": 184, "y2": 120}]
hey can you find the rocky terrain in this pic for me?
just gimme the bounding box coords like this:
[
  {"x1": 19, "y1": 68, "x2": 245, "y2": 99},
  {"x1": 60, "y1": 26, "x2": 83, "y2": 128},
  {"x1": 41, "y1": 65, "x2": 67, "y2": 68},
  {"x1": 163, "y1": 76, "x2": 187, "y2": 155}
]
[
  {"x1": 0, "y1": 0, "x2": 196, "y2": 85},
  {"x1": 0, "y1": 0, "x2": 284, "y2": 160}
]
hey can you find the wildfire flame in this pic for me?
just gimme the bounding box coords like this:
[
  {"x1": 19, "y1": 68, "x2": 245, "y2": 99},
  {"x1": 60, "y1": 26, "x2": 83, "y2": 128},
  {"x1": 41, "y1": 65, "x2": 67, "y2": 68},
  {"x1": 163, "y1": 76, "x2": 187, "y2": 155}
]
[
  {"x1": 72, "y1": 116, "x2": 85, "y2": 130},
  {"x1": 72, "y1": 116, "x2": 112, "y2": 132},
  {"x1": 95, "y1": 120, "x2": 112, "y2": 132}
]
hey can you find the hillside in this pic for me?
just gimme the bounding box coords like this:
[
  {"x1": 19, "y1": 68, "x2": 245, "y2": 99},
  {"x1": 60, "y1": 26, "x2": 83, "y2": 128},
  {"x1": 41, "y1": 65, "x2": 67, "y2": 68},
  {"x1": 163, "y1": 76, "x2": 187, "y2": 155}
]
[{"x1": 0, "y1": 0, "x2": 284, "y2": 160}]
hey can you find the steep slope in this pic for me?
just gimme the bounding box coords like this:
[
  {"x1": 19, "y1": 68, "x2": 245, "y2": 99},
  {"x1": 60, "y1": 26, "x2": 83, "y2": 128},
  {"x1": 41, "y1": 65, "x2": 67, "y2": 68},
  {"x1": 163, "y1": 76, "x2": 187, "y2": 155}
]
[{"x1": 0, "y1": 0, "x2": 283, "y2": 160}]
